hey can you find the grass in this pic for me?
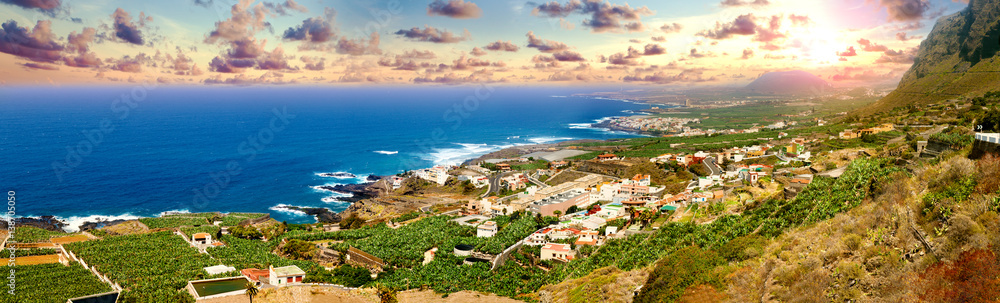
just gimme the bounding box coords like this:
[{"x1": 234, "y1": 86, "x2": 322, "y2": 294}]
[{"x1": 13, "y1": 227, "x2": 70, "y2": 243}]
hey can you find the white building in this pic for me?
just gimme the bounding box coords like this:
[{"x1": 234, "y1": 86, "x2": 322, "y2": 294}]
[
  {"x1": 269, "y1": 265, "x2": 306, "y2": 285},
  {"x1": 541, "y1": 243, "x2": 575, "y2": 261},
  {"x1": 476, "y1": 221, "x2": 498, "y2": 237},
  {"x1": 414, "y1": 166, "x2": 450, "y2": 185}
]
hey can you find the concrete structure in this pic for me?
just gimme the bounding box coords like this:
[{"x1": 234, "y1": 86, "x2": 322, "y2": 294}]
[
  {"x1": 241, "y1": 268, "x2": 271, "y2": 284},
  {"x1": 529, "y1": 188, "x2": 591, "y2": 217},
  {"x1": 574, "y1": 230, "x2": 603, "y2": 246},
  {"x1": 269, "y1": 265, "x2": 305, "y2": 285},
  {"x1": 526, "y1": 228, "x2": 553, "y2": 246},
  {"x1": 541, "y1": 243, "x2": 575, "y2": 261},
  {"x1": 976, "y1": 133, "x2": 1000, "y2": 144},
  {"x1": 414, "y1": 166, "x2": 450, "y2": 185},
  {"x1": 346, "y1": 247, "x2": 386, "y2": 274},
  {"x1": 605, "y1": 226, "x2": 619, "y2": 236},
  {"x1": 477, "y1": 221, "x2": 498, "y2": 237},
  {"x1": 192, "y1": 233, "x2": 212, "y2": 245}
]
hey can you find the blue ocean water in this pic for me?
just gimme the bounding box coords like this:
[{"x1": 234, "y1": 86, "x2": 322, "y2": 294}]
[{"x1": 0, "y1": 85, "x2": 649, "y2": 228}]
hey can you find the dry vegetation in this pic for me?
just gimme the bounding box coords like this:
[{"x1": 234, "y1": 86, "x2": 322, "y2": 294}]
[{"x1": 720, "y1": 154, "x2": 1000, "y2": 302}]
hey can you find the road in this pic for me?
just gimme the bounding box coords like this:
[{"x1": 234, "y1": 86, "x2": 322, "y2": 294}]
[
  {"x1": 525, "y1": 172, "x2": 550, "y2": 188},
  {"x1": 703, "y1": 157, "x2": 723, "y2": 176}
]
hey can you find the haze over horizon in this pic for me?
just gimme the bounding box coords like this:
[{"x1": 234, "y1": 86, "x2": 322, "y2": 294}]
[{"x1": 0, "y1": 0, "x2": 969, "y2": 87}]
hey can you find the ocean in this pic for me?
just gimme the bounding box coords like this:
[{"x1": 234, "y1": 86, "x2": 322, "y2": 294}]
[{"x1": 0, "y1": 85, "x2": 650, "y2": 229}]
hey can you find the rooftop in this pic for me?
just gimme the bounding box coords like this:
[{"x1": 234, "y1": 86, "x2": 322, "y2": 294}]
[
  {"x1": 272, "y1": 265, "x2": 306, "y2": 277},
  {"x1": 542, "y1": 243, "x2": 571, "y2": 252}
]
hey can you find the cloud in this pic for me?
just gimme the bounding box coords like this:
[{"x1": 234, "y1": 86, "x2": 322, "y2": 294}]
[
  {"x1": 471, "y1": 47, "x2": 487, "y2": 56},
  {"x1": 875, "y1": 47, "x2": 916, "y2": 64},
  {"x1": 22, "y1": 62, "x2": 58, "y2": 70},
  {"x1": 427, "y1": 0, "x2": 482, "y2": 19},
  {"x1": 526, "y1": 31, "x2": 568, "y2": 53},
  {"x1": 651, "y1": 36, "x2": 665, "y2": 42},
  {"x1": 720, "y1": 0, "x2": 769, "y2": 7},
  {"x1": 394, "y1": 26, "x2": 469, "y2": 43},
  {"x1": 62, "y1": 26, "x2": 102, "y2": 68},
  {"x1": 282, "y1": 8, "x2": 336, "y2": 43},
  {"x1": 659, "y1": 23, "x2": 682, "y2": 33},
  {"x1": 398, "y1": 49, "x2": 437, "y2": 59},
  {"x1": 857, "y1": 38, "x2": 889, "y2": 52},
  {"x1": 837, "y1": 46, "x2": 857, "y2": 56},
  {"x1": 335, "y1": 32, "x2": 381, "y2": 56},
  {"x1": 205, "y1": 0, "x2": 272, "y2": 43},
  {"x1": 204, "y1": 71, "x2": 289, "y2": 85},
  {"x1": 877, "y1": 0, "x2": 931, "y2": 22},
  {"x1": 413, "y1": 72, "x2": 495, "y2": 84},
  {"x1": 485, "y1": 40, "x2": 519, "y2": 52},
  {"x1": 741, "y1": 48, "x2": 753, "y2": 59},
  {"x1": 642, "y1": 44, "x2": 666, "y2": 55},
  {"x1": 299, "y1": 56, "x2": 325, "y2": 70},
  {"x1": 263, "y1": 0, "x2": 308, "y2": 16},
  {"x1": 552, "y1": 50, "x2": 585, "y2": 61},
  {"x1": 698, "y1": 14, "x2": 756, "y2": 40},
  {"x1": 110, "y1": 8, "x2": 150, "y2": 45},
  {"x1": 109, "y1": 53, "x2": 152, "y2": 73},
  {"x1": 624, "y1": 69, "x2": 715, "y2": 84},
  {"x1": 895, "y1": 32, "x2": 923, "y2": 41},
  {"x1": 531, "y1": 0, "x2": 654, "y2": 33},
  {"x1": 0, "y1": 20, "x2": 63, "y2": 63},
  {"x1": 788, "y1": 14, "x2": 812, "y2": 26},
  {"x1": 0, "y1": 0, "x2": 61, "y2": 16},
  {"x1": 830, "y1": 67, "x2": 902, "y2": 81}
]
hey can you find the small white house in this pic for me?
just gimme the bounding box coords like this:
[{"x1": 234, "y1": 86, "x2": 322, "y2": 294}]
[
  {"x1": 269, "y1": 265, "x2": 305, "y2": 285},
  {"x1": 476, "y1": 221, "x2": 498, "y2": 237},
  {"x1": 541, "y1": 243, "x2": 575, "y2": 261},
  {"x1": 192, "y1": 233, "x2": 212, "y2": 245}
]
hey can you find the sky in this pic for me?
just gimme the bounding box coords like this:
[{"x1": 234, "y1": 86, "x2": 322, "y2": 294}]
[{"x1": 0, "y1": 0, "x2": 970, "y2": 86}]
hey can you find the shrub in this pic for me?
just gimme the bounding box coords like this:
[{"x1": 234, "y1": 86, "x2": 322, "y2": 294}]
[{"x1": 843, "y1": 234, "x2": 864, "y2": 251}]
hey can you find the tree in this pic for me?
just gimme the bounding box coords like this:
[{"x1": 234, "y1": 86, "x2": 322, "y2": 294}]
[
  {"x1": 553, "y1": 210, "x2": 562, "y2": 217},
  {"x1": 244, "y1": 282, "x2": 259, "y2": 303},
  {"x1": 566, "y1": 205, "x2": 579, "y2": 214},
  {"x1": 280, "y1": 239, "x2": 317, "y2": 260},
  {"x1": 228, "y1": 225, "x2": 263, "y2": 240}
]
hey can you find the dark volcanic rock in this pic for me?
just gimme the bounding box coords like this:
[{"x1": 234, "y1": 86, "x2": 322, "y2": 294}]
[
  {"x1": 272, "y1": 205, "x2": 342, "y2": 223},
  {"x1": 0, "y1": 216, "x2": 66, "y2": 231},
  {"x1": 78, "y1": 219, "x2": 132, "y2": 231}
]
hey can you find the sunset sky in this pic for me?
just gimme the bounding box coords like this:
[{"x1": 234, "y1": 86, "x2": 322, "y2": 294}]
[{"x1": 0, "y1": 0, "x2": 968, "y2": 86}]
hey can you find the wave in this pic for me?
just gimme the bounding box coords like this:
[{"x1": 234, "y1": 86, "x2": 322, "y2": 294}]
[
  {"x1": 321, "y1": 196, "x2": 351, "y2": 204},
  {"x1": 568, "y1": 123, "x2": 592, "y2": 129},
  {"x1": 316, "y1": 172, "x2": 357, "y2": 179},
  {"x1": 268, "y1": 204, "x2": 309, "y2": 216},
  {"x1": 55, "y1": 213, "x2": 141, "y2": 232},
  {"x1": 373, "y1": 150, "x2": 398, "y2": 155},
  {"x1": 311, "y1": 184, "x2": 354, "y2": 197},
  {"x1": 424, "y1": 143, "x2": 513, "y2": 166},
  {"x1": 527, "y1": 137, "x2": 574, "y2": 144}
]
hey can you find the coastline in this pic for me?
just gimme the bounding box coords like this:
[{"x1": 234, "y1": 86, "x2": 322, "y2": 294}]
[{"x1": 14, "y1": 96, "x2": 653, "y2": 232}]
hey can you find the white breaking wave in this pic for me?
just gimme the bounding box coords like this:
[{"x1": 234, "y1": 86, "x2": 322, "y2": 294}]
[
  {"x1": 425, "y1": 143, "x2": 513, "y2": 166},
  {"x1": 268, "y1": 204, "x2": 308, "y2": 216},
  {"x1": 568, "y1": 123, "x2": 592, "y2": 129},
  {"x1": 315, "y1": 172, "x2": 357, "y2": 179},
  {"x1": 55, "y1": 213, "x2": 141, "y2": 232},
  {"x1": 374, "y1": 150, "x2": 398, "y2": 155},
  {"x1": 527, "y1": 137, "x2": 574, "y2": 144},
  {"x1": 321, "y1": 196, "x2": 351, "y2": 204}
]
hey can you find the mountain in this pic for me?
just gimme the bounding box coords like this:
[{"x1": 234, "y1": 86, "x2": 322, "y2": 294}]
[
  {"x1": 744, "y1": 70, "x2": 831, "y2": 95},
  {"x1": 867, "y1": 0, "x2": 1000, "y2": 113}
]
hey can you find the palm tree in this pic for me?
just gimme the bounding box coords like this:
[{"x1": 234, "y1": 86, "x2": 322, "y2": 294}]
[{"x1": 245, "y1": 281, "x2": 259, "y2": 303}]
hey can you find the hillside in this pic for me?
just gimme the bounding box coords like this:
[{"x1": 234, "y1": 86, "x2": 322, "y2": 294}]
[
  {"x1": 866, "y1": 0, "x2": 1000, "y2": 113},
  {"x1": 744, "y1": 70, "x2": 831, "y2": 95}
]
